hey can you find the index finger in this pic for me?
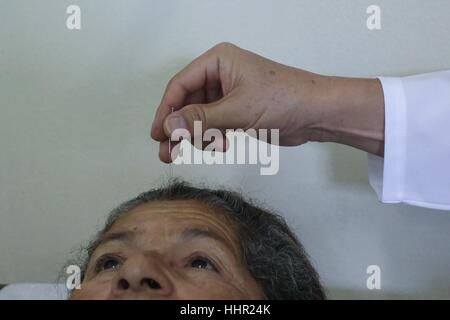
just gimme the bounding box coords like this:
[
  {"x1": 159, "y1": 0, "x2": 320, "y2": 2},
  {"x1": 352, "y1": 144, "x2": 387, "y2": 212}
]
[{"x1": 150, "y1": 47, "x2": 220, "y2": 141}]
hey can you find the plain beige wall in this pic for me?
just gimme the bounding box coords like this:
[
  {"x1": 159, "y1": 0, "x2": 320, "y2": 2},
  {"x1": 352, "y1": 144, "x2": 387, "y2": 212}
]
[{"x1": 1, "y1": 0, "x2": 449, "y2": 298}]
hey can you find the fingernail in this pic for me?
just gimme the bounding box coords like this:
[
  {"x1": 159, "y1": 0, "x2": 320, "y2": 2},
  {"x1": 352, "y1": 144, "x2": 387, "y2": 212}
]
[{"x1": 166, "y1": 115, "x2": 187, "y2": 134}]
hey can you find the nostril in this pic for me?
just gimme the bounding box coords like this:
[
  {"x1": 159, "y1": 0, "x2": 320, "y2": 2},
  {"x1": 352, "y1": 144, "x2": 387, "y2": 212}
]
[
  {"x1": 118, "y1": 279, "x2": 130, "y2": 290},
  {"x1": 142, "y1": 278, "x2": 162, "y2": 290}
]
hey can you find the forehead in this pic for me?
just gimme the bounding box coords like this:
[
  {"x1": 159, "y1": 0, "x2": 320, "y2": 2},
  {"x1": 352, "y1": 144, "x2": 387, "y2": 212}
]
[{"x1": 108, "y1": 199, "x2": 238, "y2": 243}]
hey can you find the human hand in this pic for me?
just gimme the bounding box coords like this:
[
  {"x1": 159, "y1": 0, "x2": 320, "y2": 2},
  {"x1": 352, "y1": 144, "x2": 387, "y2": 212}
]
[{"x1": 151, "y1": 43, "x2": 384, "y2": 163}]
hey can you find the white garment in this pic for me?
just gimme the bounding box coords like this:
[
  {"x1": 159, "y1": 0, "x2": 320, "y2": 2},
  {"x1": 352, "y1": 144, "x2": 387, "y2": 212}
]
[
  {"x1": 0, "y1": 283, "x2": 68, "y2": 300},
  {"x1": 368, "y1": 71, "x2": 450, "y2": 210}
]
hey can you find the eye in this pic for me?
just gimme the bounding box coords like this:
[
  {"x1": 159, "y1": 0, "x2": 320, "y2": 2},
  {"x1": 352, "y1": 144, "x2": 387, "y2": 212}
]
[
  {"x1": 95, "y1": 255, "x2": 123, "y2": 273},
  {"x1": 189, "y1": 256, "x2": 218, "y2": 272}
]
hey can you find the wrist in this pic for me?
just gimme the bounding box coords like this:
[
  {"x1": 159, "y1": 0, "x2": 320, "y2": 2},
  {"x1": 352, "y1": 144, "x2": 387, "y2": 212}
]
[{"x1": 307, "y1": 76, "x2": 385, "y2": 156}]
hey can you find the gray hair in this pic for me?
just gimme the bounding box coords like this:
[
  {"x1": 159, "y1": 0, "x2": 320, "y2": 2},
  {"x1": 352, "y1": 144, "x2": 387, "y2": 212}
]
[{"x1": 79, "y1": 179, "x2": 326, "y2": 300}]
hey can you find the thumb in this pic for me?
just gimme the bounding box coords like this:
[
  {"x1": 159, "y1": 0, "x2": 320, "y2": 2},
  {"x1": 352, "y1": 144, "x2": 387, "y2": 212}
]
[{"x1": 163, "y1": 97, "x2": 239, "y2": 138}]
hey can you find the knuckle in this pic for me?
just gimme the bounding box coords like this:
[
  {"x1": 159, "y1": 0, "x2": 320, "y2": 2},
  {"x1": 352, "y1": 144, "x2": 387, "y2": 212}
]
[
  {"x1": 214, "y1": 41, "x2": 236, "y2": 52},
  {"x1": 168, "y1": 73, "x2": 180, "y2": 87},
  {"x1": 186, "y1": 104, "x2": 208, "y2": 131},
  {"x1": 191, "y1": 104, "x2": 207, "y2": 122},
  {"x1": 167, "y1": 78, "x2": 175, "y2": 89}
]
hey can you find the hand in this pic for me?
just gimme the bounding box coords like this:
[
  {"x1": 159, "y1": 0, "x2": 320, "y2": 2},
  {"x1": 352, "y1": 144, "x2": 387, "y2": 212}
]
[{"x1": 151, "y1": 43, "x2": 385, "y2": 163}]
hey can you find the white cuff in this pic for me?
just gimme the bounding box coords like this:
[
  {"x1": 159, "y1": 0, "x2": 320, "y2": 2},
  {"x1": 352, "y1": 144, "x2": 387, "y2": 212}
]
[{"x1": 368, "y1": 72, "x2": 450, "y2": 211}]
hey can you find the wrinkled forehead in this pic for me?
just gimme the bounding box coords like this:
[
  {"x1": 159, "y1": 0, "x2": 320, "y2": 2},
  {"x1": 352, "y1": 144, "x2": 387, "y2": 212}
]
[
  {"x1": 111, "y1": 199, "x2": 233, "y2": 230},
  {"x1": 105, "y1": 199, "x2": 241, "y2": 252}
]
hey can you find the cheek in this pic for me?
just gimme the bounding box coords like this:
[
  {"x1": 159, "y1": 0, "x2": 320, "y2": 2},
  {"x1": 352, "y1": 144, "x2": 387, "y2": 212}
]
[{"x1": 69, "y1": 280, "x2": 112, "y2": 300}]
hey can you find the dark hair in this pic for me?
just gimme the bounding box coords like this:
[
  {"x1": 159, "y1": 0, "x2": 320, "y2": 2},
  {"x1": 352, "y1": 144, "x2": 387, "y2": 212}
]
[{"x1": 79, "y1": 179, "x2": 326, "y2": 300}]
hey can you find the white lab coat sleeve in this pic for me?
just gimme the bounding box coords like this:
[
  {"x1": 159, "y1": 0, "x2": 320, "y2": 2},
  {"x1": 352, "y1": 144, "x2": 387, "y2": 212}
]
[{"x1": 368, "y1": 70, "x2": 450, "y2": 210}]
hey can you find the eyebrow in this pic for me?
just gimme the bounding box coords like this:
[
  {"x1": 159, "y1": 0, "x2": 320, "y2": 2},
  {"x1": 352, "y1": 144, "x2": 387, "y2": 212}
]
[
  {"x1": 180, "y1": 228, "x2": 234, "y2": 252},
  {"x1": 96, "y1": 228, "x2": 236, "y2": 254}
]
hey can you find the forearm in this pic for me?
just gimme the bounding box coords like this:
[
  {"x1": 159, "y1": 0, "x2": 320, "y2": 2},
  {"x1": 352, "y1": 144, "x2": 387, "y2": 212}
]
[{"x1": 308, "y1": 76, "x2": 385, "y2": 156}]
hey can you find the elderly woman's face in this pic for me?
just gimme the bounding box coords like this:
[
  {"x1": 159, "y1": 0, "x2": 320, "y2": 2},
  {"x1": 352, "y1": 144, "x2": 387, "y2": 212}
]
[{"x1": 71, "y1": 200, "x2": 264, "y2": 300}]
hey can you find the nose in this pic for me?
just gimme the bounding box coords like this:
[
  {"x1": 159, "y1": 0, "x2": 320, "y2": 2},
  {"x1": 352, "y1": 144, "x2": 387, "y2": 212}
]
[{"x1": 110, "y1": 253, "x2": 174, "y2": 299}]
